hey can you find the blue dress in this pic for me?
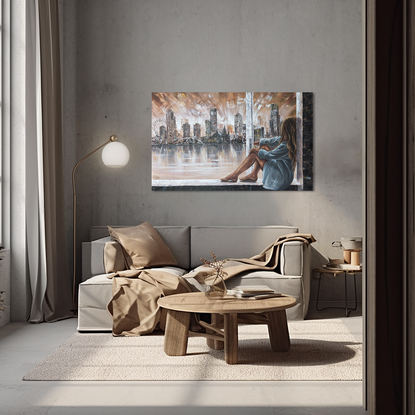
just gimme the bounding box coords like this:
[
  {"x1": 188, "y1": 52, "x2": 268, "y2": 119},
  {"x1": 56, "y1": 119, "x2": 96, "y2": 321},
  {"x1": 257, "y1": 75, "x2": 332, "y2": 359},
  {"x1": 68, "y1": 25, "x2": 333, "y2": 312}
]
[{"x1": 258, "y1": 137, "x2": 294, "y2": 190}]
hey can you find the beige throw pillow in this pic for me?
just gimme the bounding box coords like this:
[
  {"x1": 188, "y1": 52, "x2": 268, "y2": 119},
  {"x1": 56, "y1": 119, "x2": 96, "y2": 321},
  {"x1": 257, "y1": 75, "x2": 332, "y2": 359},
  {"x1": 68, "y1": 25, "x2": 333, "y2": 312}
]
[
  {"x1": 104, "y1": 241, "x2": 126, "y2": 273},
  {"x1": 108, "y1": 222, "x2": 178, "y2": 270}
]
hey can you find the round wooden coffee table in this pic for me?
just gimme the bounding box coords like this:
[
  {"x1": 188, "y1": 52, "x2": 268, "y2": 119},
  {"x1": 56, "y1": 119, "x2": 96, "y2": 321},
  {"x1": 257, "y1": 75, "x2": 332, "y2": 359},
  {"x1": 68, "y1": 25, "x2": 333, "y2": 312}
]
[{"x1": 158, "y1": 292, "x2": 296, "y2": 364}]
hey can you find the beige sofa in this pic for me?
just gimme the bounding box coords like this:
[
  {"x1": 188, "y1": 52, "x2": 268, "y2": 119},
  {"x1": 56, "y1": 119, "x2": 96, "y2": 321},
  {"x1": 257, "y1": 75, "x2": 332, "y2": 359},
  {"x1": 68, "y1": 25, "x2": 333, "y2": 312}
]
[{"x1": 78, "y1": 225, "x2": 311, "y2": 331}]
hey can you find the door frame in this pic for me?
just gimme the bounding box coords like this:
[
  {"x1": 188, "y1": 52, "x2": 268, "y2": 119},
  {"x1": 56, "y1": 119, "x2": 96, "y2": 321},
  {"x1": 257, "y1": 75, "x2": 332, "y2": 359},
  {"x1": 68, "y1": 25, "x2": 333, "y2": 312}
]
[{"x1": 365, "y1": 0, "x2": 414, "y2": 413}]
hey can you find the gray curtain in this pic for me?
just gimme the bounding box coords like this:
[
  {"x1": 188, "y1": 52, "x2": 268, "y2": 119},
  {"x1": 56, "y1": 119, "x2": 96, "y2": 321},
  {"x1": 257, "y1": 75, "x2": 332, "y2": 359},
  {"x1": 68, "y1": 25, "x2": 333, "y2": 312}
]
[
  {"x1": 27, "y1": 0, "x2": 47, "y2": 322},
  {"x1": 28, "y1": 0, "x2": 73, "y2": 322}
]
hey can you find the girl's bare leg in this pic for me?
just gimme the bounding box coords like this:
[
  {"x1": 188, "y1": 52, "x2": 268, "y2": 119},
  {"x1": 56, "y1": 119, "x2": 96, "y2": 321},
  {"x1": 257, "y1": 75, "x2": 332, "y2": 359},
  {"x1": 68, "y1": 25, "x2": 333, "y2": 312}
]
[
  {"x1": 239, "y1": 145, "x2": 269, "y2": 181},
  {"x1": 239, "y1": 162, "x2": 261, "y2": 181},
  {"x1": 220, "y1": 153, "x2": 257, "y2": 182}
]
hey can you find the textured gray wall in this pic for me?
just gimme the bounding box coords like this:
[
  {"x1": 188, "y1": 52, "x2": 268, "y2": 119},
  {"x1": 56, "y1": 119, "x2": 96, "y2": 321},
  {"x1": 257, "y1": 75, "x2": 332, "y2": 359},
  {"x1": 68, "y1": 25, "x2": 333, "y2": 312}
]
[{"x1": 62, "y1": 0, "x2": 363, "y2": 302}]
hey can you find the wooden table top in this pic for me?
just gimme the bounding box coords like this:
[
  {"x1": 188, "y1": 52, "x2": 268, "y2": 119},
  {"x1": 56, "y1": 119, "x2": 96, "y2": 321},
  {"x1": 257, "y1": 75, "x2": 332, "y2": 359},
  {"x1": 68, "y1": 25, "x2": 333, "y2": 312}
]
[{"x1": 158, "y1": 292, "x2": 296, "y2": 314}]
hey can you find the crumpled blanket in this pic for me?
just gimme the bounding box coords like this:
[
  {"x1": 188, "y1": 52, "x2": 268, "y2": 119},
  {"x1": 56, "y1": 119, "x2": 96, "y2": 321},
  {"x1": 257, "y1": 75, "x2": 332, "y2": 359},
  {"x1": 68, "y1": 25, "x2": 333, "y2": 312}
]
[
  {"x1": 188, "y1": 233, "x2": 316, "y2": 287},
  {"x1": 107, "y1": 269, "x2": 193, "y2": 336},
  {"x1": 107, "y1": 233, "x2": 315, "y2": 336}
]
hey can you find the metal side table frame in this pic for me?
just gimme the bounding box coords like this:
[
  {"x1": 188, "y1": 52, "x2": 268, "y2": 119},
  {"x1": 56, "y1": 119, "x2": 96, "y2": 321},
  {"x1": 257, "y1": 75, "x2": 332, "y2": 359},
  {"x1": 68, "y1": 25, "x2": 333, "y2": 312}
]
[{"x1": 313, "y1": 267, "x2": 360, "y2": 317}]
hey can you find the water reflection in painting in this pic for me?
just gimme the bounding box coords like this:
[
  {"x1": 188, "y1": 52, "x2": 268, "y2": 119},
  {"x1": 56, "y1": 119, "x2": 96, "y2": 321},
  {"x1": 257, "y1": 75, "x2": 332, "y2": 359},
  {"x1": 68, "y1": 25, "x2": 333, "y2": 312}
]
[{"x1": 152, "y1": 143, "x2": 263, "y2": 181}]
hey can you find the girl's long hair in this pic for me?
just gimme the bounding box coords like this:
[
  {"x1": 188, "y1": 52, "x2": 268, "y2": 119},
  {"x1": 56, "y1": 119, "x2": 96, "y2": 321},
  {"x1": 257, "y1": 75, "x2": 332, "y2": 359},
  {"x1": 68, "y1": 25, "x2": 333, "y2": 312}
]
[{"x1": 280, "y1": 117, "x2": 297, "y2": 170}]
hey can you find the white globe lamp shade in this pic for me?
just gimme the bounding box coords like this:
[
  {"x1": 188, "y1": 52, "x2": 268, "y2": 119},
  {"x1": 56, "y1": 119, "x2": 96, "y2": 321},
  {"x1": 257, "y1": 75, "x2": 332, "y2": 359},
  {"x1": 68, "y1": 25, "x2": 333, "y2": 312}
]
[{"x1": 102, "y1": 141, "x2": 130, "y2": 168}]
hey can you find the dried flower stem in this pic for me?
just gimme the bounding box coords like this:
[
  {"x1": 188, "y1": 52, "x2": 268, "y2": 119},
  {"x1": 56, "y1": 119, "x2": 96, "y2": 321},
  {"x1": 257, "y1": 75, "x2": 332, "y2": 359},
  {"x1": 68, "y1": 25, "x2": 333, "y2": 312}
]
[{"x1": 200, "y1": 251, "x2": 228, "y2": 291}]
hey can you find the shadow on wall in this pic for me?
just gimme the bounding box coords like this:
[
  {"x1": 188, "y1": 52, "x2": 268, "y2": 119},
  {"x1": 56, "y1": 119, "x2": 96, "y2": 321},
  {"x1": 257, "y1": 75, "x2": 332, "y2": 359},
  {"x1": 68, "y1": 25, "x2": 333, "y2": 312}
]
[
  {"x1": 309, "y1": 246, "x2": 363, "y2": 305},
  {"x1": 311, "y1": 246, "x2": 328, "y2": 268}
]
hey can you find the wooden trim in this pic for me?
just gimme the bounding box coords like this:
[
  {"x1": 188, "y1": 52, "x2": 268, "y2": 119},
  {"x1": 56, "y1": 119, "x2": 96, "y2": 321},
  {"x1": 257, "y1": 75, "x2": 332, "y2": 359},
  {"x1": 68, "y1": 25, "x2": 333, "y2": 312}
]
[
  {"x1": 405, "y1": 0, "x2": 415, "y2": 412},
  {"x1": 366, "y1": 0, "x2": 415, "y2": 413},
  {"x1": 365, "y1": 0, "x2": 377, "y2": 410}
]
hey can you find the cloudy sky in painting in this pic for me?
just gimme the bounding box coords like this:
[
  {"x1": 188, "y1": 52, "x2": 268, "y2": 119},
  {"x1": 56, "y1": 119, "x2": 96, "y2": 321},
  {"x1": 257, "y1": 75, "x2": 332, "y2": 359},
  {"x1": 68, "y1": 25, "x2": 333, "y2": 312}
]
[
  {"x1": 253, "y1": 92, "x2": 297, "y2": 121},
  {"x1": 152, "y1": 92, "x2": 297, "y2": 136}
]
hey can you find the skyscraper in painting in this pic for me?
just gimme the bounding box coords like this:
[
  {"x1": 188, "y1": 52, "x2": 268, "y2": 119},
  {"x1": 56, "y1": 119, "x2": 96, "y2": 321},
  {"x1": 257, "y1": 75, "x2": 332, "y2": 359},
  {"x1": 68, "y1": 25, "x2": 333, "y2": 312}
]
[
  {"x1": 210, "y1": 107, "x2": 218, "y2": 135},
  {"x1": 166, "y1": 108, "x2": 176, "y2": 143},
  {"x1": 194, "y1": 123, "x2": 201, "y2": 138},
  {"x1": 183, "y1": 122, "x2": 190, "y2": 138},
  {"x1": 234, "y1": 112, "x2": 243, "y2": 138},
  {"x1": 159, "y1": 125, "x2": 166, "y2": 142},
  {"x1": 270, "y1": 103, "x2": 281, "y2": 136},
  {"x1": 205, "y1": 119, "x2": 210, "y2": 138}
]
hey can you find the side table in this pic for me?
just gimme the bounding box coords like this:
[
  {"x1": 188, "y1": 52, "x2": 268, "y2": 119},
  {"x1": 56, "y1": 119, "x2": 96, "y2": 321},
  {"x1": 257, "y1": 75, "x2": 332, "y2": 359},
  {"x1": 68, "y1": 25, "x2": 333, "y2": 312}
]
[{"x1": 313, "y1": 267, "x2": 361, "y2": 317}]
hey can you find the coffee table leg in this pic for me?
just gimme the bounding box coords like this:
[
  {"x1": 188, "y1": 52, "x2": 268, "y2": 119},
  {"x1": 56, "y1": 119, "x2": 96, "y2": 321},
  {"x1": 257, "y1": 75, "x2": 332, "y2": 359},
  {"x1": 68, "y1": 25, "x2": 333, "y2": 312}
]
[
  {"x1": 206, "y1": 313, "x2": 224, "y2": 350},
  {"x1": 164, "y1": 309, "x2": 190, "y2": 356},
  {"x1": 224, "y1": 313, "x2": 238, "y2": 364},
  {"x1": 267, "y1": 310, "x2": 290, "y2": 352}
]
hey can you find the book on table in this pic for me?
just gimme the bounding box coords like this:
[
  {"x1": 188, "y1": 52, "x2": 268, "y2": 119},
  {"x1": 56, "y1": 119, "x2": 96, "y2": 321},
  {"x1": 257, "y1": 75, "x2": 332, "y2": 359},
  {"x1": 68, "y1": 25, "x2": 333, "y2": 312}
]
[{"x1": 227, "y1": 285, "x2": 282, "y2": 299}]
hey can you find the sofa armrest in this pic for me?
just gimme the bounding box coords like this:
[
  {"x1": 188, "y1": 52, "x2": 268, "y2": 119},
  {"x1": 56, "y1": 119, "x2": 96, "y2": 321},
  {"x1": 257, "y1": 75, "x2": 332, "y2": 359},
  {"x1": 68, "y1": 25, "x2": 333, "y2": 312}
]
[
  {"x1": 280, "y1": 240, "x2": 310, "y2": 276},
  {"x1": 82, "y1": 236, "x2": 120, "y2": 281}
]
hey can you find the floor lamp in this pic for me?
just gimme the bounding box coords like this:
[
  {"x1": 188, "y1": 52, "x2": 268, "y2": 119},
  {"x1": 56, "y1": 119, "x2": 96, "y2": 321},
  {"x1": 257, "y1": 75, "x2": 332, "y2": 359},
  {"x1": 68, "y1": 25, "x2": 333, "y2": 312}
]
[{"x1": 72, "y1": 135, "x2": 130, "y2": 313}]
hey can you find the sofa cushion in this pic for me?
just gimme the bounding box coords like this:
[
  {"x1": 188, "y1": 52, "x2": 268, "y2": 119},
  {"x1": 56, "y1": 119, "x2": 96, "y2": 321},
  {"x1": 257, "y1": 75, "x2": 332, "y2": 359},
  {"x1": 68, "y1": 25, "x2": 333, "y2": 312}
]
[
  {"x1": 108, "y1": 222, "x2": 178, "y2": 270},
  {"x1": 190, "y1": 226, "x2": 298, "y2": 269},
  {"x1": 153, "y1": 226, "x2": 190, "y2": 270},
  {"x1": 104, "y1": 240, "x2": 126, "y2": 273}
]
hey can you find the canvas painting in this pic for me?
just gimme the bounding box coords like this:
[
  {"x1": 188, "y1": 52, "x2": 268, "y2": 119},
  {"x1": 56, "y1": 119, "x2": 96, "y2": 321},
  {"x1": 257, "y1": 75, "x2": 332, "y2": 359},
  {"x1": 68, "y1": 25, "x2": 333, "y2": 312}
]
[{"x1": 151, "y1": 92, "x2": 313, "y2": 191}]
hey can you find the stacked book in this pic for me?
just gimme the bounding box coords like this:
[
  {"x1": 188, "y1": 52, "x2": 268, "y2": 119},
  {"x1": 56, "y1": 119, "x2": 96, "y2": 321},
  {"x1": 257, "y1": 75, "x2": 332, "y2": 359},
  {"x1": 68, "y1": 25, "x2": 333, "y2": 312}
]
[{"x1": 227, "y1": 285, "x2": 282, "y2": 300}]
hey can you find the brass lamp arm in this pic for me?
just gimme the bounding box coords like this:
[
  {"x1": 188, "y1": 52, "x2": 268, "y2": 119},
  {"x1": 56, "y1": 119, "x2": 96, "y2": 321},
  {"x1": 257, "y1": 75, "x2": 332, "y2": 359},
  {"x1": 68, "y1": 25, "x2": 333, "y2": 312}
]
[
  {"x1": 71, "y1": 135, "x2": 117, "y2": 193},
  {"x1": 71, "y1": 135, "x2": 117, "y2": 313}
]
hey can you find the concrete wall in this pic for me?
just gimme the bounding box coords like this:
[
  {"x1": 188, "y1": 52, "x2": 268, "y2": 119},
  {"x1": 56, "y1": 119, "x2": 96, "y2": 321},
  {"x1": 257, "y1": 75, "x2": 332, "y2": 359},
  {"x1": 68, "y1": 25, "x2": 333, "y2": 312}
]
[{"x1": 62, "y1": 0, "x2": 362, "y2": 303}]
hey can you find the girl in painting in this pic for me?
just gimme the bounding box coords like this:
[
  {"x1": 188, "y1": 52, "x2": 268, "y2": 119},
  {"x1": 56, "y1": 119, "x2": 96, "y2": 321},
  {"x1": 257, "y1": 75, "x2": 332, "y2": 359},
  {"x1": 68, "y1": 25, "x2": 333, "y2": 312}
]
[{"x1": 220, "y1": 116, "x2": 297, "y2": 190}]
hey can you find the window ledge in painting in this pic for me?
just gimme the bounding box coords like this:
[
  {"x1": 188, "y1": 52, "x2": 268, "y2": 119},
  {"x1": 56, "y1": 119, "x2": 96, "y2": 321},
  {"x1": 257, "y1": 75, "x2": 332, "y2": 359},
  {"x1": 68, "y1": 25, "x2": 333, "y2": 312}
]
[{"x1": 152, "y1": 179, "x2": 299, "y2": 191}]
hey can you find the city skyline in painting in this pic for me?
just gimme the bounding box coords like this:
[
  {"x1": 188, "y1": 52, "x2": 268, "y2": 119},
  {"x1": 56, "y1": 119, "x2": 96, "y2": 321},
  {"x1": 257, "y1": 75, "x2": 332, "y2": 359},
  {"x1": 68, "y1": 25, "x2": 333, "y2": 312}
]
[{"x1": 152, "y1": 92, "x2": 296, "y2": 142}]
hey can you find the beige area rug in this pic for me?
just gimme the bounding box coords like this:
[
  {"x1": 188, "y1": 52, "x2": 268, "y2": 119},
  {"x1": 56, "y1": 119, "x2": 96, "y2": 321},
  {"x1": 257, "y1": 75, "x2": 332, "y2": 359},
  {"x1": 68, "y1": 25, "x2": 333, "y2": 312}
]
[{"x1": 23, "y1": 320, "x2": 362, "y2": 381}]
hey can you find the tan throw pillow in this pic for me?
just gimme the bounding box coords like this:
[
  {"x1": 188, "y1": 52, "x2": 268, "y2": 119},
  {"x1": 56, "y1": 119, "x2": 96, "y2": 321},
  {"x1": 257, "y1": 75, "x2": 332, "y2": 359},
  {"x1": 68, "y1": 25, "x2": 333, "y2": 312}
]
[
  {"x1": 104, "y1": 241, "x2": 126, "y2": 273},
  {"x1": 108, "y1": 222, "x2": 178, "y2": 270}
]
